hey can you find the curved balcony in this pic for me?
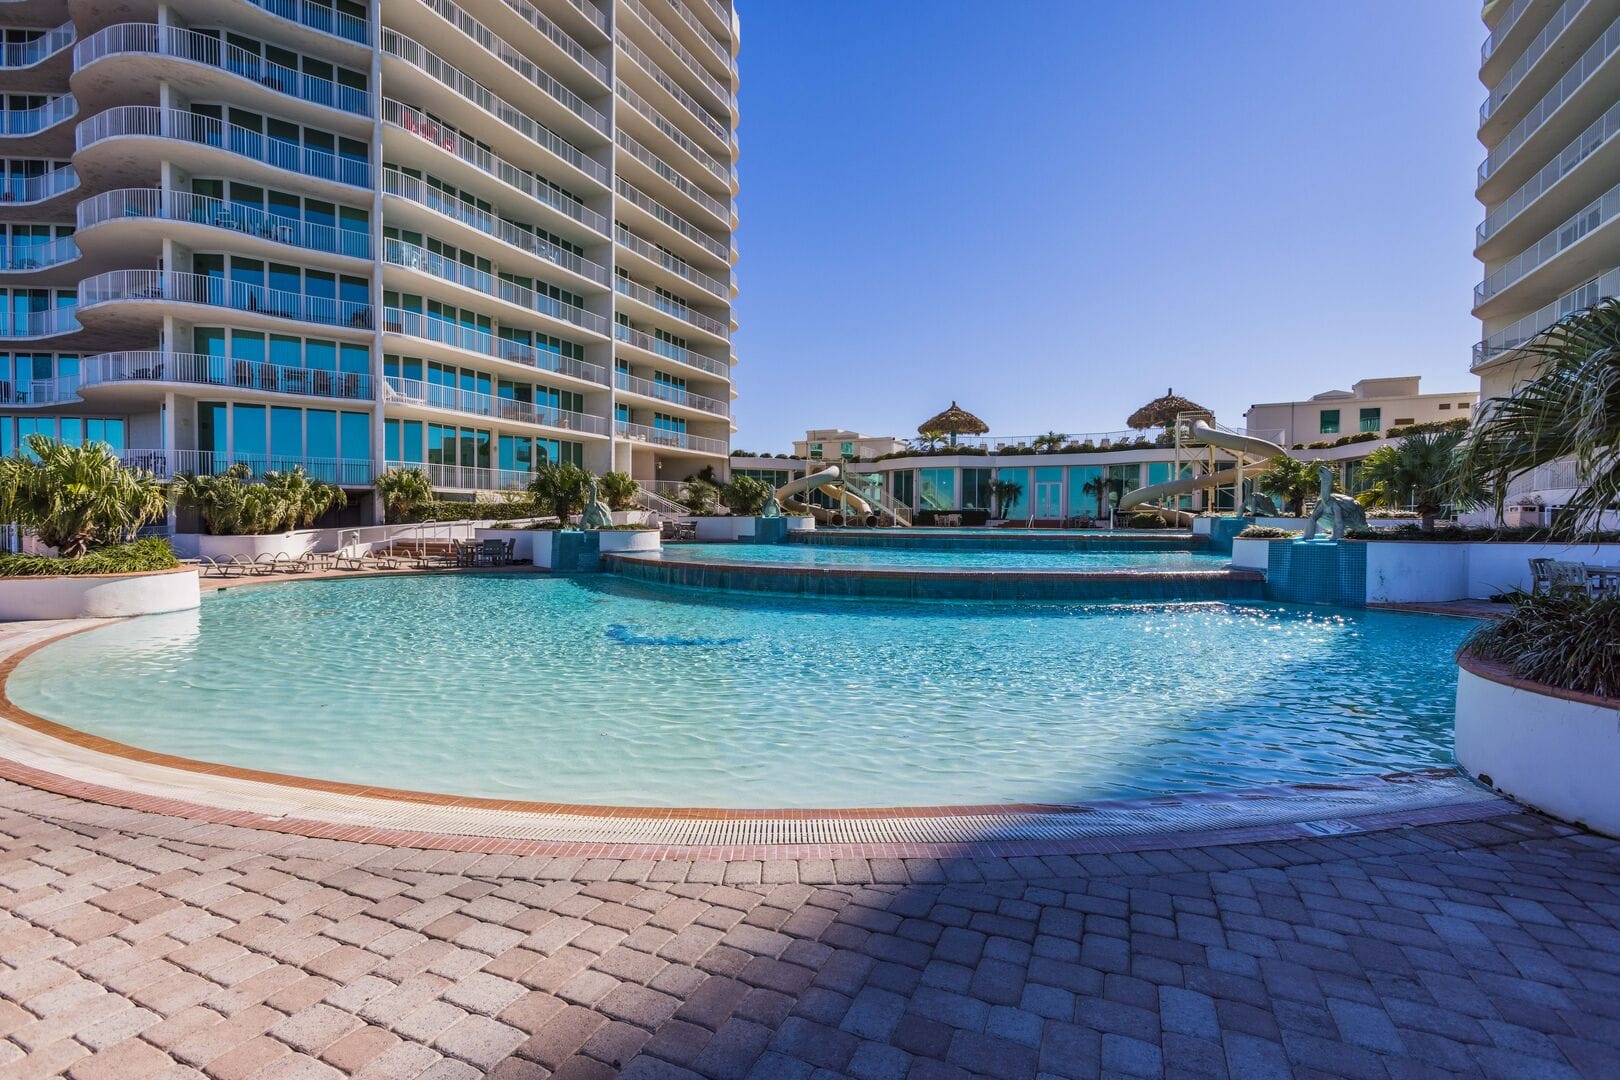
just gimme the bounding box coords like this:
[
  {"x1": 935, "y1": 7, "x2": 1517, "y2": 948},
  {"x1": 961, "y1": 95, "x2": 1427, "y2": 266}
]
[
  {"x1": 75, "y1": 107, "x2": 371, "y2": 194},
  {"x1": 382, "y1": 306, "x2": 608, "y2": 387},
  {"x1": 384, "y1": 375, "x2": 607, "y2": 437},
  {"x1": 1473, "y1": 264, "x2": 1620, "y2": 367},
  {"x1": 616, "y1": 79, "x2": 731, "y2": 189},
  {"x1": 615, "y1": 370, "x2": 727, "y2": 418},
  {"x1": 388, "y1": 459, "x2": 532, "y2": 493},
  {"x1": 615, "y1": 129, "x2": 730, "y2": 229},
  {"x1": 1483, "y1": 0, "x2": 1536, "y2": 65},
  {"x1": 614, "y1": 321, "x2": 728, "y2": 378},
  {"x1": 380, "y1": 30, "x2": 608, "y2": 190},
  {"x1": 247, "y1": 0, "x2": 370, "y2": 48},
  {"x1": 615, "y1": 225, "x2": 728, "y2": 300},
  {"x1": 1478, "y1": 98, "x2": 1620, "y2": 253},
  {"x1": 382, "y1": 238, "x2": 608, "y2": 338},
  {"x1": 73, "y1": 25, "x2": 371, "y2": 124},
  {"x1": 0, "y1": 234, "x2": 78, "y2": 277},
  {"x1": 0, "y1": 304, "x2": 79, "y2": 340},
  {"x1": 124, "y1": 448, "x2": 374, "y2": 485},
  {"x1": 79, "y1": 350, "x2": 372, "y2": 401},
  {"x1": 1481, "y1": 0, "x2": 1588, "y2": 129},
  {"x1": 77, "y1": 188, "x2": 372, "y2": 265},
  {"x1": 0, "y1": 21, "x2": 73, "y2": 89},
  {"x1": 381, "y1": 100, "x2": 607, "y2": 241},
  {"x1": 1475, "y1": 175, "x2": 1620, "y2": 310},
  {"x1": 0, "y1": 162, "x2": 77, "y2": 213},
  {"x1": 0, "y1": 95, "x2": 76, "y2": 153},
  {"x1": 493, "y1": 0, "x2": 608, "y2": 87},
  {"x1": 620, "y1": 0, "x2": 732, "y2": 113},
  {"x1": 615, "y1": 29, "x2": 729, "y2": 152},
  {"x1": 660, "y1": 0, "x2": 732, "y2": 73},
  {"x1": 78, "y1": 269, "x2": 373, "y2": 335},
  {"x1": 614, "y1": 275, "x2": 726, "y2": 340},
  {"x1": 615, "y1": 418, "x2": 725, "y2": 456},
  {"x1": 615, "y1": 177, "x2": 729, "y2": 264}
]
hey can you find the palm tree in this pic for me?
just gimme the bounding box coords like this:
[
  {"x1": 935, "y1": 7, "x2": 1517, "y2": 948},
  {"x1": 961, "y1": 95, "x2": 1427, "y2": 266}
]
[
  {"x1": 988, "y1": 478, "x2": 1023, "y2": 519},
  {"x1": 720, "y1": 475, "x2": 772, "y2": 515},
  {"x1": 1458, "y1": 297, "x2": 1620, "y2": 536},
  {"x1": 527, "y1": 462, "x2": 591, "y2": 523},
  {"x1": 264, "y1": 467, "x2": 346, "y2": 530},
  {"x1": 598, "y1": 471, "x2": 640, "y2": 511},
  {"x1": 1255, "y1": 456, "x2": 1326, "y2": 516},
  {"x1": 1032, "y1": 431, "x2": 1068, "y2": 454},
  {"x1": 0, "y1": 437, "x2": 168, "y2": 557},
  {"x1": 1357, "y1": 431, "x2": 1463, "y2": 531},
  {"x1": 375, "y1": 467, "x2": 434, "y2": 523},
  {"x1": 1081, "y1": 474, "x2": 1120, "y2": 518}
]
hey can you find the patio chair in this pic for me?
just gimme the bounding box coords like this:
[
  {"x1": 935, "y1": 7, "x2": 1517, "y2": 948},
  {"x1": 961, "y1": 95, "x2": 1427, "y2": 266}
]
[
  {"x1": 196, "y1": 556, "x2": 235, "y2": 578},
  {"x1": 1546, "y1": 560, "x2": 1591, "y2": 598},
  {"x1": 478, "y1": 539, "x2": 504, "y2": 566},
  {"x1": 250, "y1": 553, "x2": 279, "y2": 576},
  {"x1": 270, "y1": 552, "x2": 310, "y2": 573},
  {"x1": 1529, "y1": 558, "x2": 1553, "y2": 595}
]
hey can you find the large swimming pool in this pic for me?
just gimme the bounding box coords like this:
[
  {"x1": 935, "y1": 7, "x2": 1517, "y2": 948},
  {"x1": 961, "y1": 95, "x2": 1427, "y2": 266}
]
[
  {"x1": 6, "y1": 576, "x2": 1474, "y2": 808},
  {"x1": 650, "y1": 543, "x2": 1231, "y2": 571}
]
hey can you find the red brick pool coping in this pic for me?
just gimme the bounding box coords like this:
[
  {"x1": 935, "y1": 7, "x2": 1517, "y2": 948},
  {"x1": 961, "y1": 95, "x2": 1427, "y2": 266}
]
[
  {"x1": 1458, "y1": 649, "x2": 1620, "y2": 710},
  {"x1": 0, "y1": 607, "x2": 1511, "y2": 860}
]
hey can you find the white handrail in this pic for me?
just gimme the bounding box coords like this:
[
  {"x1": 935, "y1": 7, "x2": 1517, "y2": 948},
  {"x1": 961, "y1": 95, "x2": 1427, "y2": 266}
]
[
  {"x1": 383, "y1": 306, "x2": 608, "y2": 384},
  {"x1": 245, "y1": 0, "x2": 370, "y2": 46},
  {"x1": 0, "y1": 163, "x2": 76, "y2": 205},
  {"x1": 79, "y1": 269, "x2": 374, "y2": 330},
  {"x1": 498, "y1": 0, "x2": 607, "y2": 83},
  {"x1": 615, "y1": 129, "x2": 730, "y2": 226},
  {"x1": 614, "y1": 29, "x2": 728, "y2": 146},
  {"x1": 1481, "y1": 0, "x2": 1588, "y2": 123},
  {"x1": 1476, "y1": 175, "x2": 1620, "y2": 304},
  {"x1": 388, "y1": 458, "x2": 535, "y2": 491},
  {"x1": 0, "y1": 234, "x2": 77, "y2": 271},
  {"x1": 383, "y1": 238, "x2": 607, "y2": 335},
  {"x1": 615, "y1": 177, "x2": 728, "y2": 261},
  {"x1": 1480, "y1": 98, "x2": 1620, "y2": 246},
  {"x1": 613, "y1": 322, "x2": 729, "y2": 378},
  {"x1": 614, "y1": 275, "x2": 726, "y2": 337},
  {"x1": 619, "y1": 0, "x2": 731, "y2": 108},
  {"x1": 1481, "y1": 15, "x2": 1620, "y2": 184},
  {"x1": 384, "y1": 374, "x2": 608, "y2": 435},
  {"x1": 615, "y1": 224, "x2": 728, "y2": 298},
  {"x1": 80, "y1": 188, "x2": 372, "y2": 259},
  {"x1": 615, "y1": 419, "x2": 726, "y2": 455},
  {"x1": 615, "y1": 370, "x2": 728, "y2": 416},
  {"x1": 123, "y1": 448, "x2": 374, "y2": 484},
  {"x1": 616, "y1": 79, "x2": 730, "y2": 185},
  {"x1": 2, "y1": 305, "x2": 78, "y2": 338},
  {"x1": 1474, "y1": 264, "x2": 1620, "y2": 363},
  {"x1": 83, "y1": 350, "x2": 373, "y2": 398},
  {"x1": 0, "y1": 94, "x2": 76, "y2": 135},
  {"x1": 0, "y1": 22, "x2": 74, "y2": 68},
  {"x1": 77, "y1": 106, "x2": 370, "y2": 187}
]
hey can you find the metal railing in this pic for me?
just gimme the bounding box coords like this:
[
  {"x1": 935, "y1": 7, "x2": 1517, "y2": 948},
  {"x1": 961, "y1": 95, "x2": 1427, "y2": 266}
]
[
  {"x1": 0, "y1": 163, "x2": 75, "y2": 205},
  {"x1": 564, "y1": 0, "x2": 609, "y2": 36},
  {"x1": 79, "y1": 188, "x2": 372, "y2": 259},
  {"x1": 381, "y1": 31, "x2": 608, "y2": 185},
  {"x1": 614, "y1": 274, "x2": 726, "y2": 337},
  {"x1": 1476, "y1": 174, "x2": 1620, "y2": 304},
  {"x1": 82, "y1": 350, "x2": 372, "y2": 399},
  {"x1": 665, "y1": 0, "x2": 731, "y2": 71},
  {"x1": 615, "y1": 177, "x2": 728, "y2": 261},
  {"x1": 77, "y1": 106, "x2": 371, "y2": 187},
  {"x1": 0, "y1": 94, "x2": 75, "y2": 136},
  {"x1": 418, "y1": 0, "x2": 607, "y2": 134},
  {"x1": 383, "y1": 238, "x2": 608, "y2": 335},
  {"x1": 615, "y1": 129, "x2": 729, "y2": 225},
  {"x1": 75, "y1": 25, "x2": 372, "y2": 116},
  {"x1": 1479, "y1": 98, "x2": 1620, "y2": 245},
  {"x1": 390, "y1": 458, "x2": 532, "y2": 491},
  {"x1": 0, "y1": 22, "x2": 73, "y2": 68},
  {"x1": 613, "y1": 321, "x2": 729, "y2": 377},
  {"x1": 0, "y1": 234, "x2": 76, "y2": 271},
  {"x1": 619, "y1": 0, "x2": 731, "y2": 108},
  {"x1": 1483, "y1": 0, "x2": 1535, "y2": 63},
  {"x1": 616, "y1": 370, "x2": 727, "y2": 416},
  {"x1": 1473, "y1": 263, "x2": 1620, "y2": 363},
  {"x1": 1, "y1": 304, "x2": 77, "y2": 338},
  {"x1": 615, "y1": 80, "x2": 730, "y2": 185},
  {"x1": 246, "y1": 0, "x2": 370, "y2": 46},
  {"x1": 635, "y1": 484, "x2": 688, "y2": 516},
  {"x1": 383, "y1": 306, "x2": 608, "y2": 384},
  {"x1": 382, "y1": 102, "x2": 607, "y2": 235},
  {"x1": 1481, "y1": 14, "x2": 1620, "y2": 183},
  {"x1": 79, "y1": 269, "x2": 374, "y2": 330},
  {"x1": 615, "y1": 29, "x2": 728, "y2": 146},
  {"x1": 124, "y1": 448, "x2": 375, "y2": 484},
  {"x1": 1482, "y1": 0, "x2": 1588, "y2": 123},
  {"x1": 384, "y1": 374, "x2": 607, "y2": 434},
  {"x1": 615, "y1": 224, "x2": 727, "y2": 298},
  {"x1": 499, "y1": 0, "x2": 607, "y2": 83},
  {"x1": 615, "y1": 419, "x2": 725, "y2": 454}
]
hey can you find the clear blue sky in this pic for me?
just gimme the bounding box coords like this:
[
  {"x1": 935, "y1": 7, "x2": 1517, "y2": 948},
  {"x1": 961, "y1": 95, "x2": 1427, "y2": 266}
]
[{"x1": 727, "y1": 1, "x2": 1485, "y2": 452}]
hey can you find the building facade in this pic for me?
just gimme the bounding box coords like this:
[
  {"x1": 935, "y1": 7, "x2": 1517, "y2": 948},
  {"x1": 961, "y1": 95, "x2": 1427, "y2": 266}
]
[
  {"x1": 0, "y1": 0, "x2": 738, "y2": 520},
  {"x1": 1244, "y1": 377, "x2": 1477, "y2": 449}
]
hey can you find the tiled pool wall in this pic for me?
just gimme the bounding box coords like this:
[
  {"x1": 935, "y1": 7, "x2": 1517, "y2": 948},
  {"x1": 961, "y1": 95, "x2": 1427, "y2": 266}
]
[
  {"x1": 604, "y1": 554, "x2": 1265, "y2": 602},
  {"x1": 1264, "y1": 539, "x2": 1368, "y2": 606},
  {"x1": 786, "y1": 530, "x2": 1211, "y2": 553},
  {"x1": 1206, "y1": 517, "x2": 1252, "y2": 555}
]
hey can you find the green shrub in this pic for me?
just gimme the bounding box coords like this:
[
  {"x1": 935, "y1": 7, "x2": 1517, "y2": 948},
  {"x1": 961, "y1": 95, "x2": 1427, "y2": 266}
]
[
  {"x1": 410, "y1": 499, "x2": 543, "y2": 523},
  {"x1": 1385, "y1": 418, "x2": 1469, "y2": 440},
  {"x1": 0, "y1": 437, "x2": 170, "y2": 556},
  {"x1": 1237, "y1": 525, "x2": 1301, "y2": 539},
  {"x1": 720, "y1": 475, "x2": 773, "y2": 515},
  {"x1": 0, "y1": 538, "x2": 179, "y2": 577},
  {"x1": 527, "y1": 462, "x2": 591, "y2": 522},
  {"x1": 1465, "y1": 592, "x2": 1620, "y2": 698},
  {"x1": 1122, "y1": 510, "x2": 1167, "y2": 529}
]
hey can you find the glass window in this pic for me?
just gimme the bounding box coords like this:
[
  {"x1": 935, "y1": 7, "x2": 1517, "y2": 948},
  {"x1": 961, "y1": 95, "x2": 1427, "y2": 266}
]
[
  {"x1": 270, "y1": 407, "x2": 301, "y2": 458},
  {"x1": 1359, "y1": 407, "x2": 1381, "y2": 433},
  {"x1": 198, "y1": 401, "x2": 227, "y2": 456},
  {"x1": 960, "y1": 467, "x2": 992, "y2": 511},
  {"x1": 918, "y1": 468, "x2": 955, "y2": 511},
  {"x1": 306, "y1": 409, "x2": 336, "y2": 459},
  {"x1": 1319, "y1": 409, "x2": 1340, "y2": 435},
  {"x1": 339, "y1": 411, "x2": 369, "y2": 460},
  {"x1": 889, "y1": 469, "x2": 914, "y2": 508},
  {"x1": 233, "y1": 404, "x2": 267, "y2": 458},
  {"x1": 1068, "y1": 466, "x2": 1106, "y2": 516},
  {"x1": 995, "y1": 468, "x2": 1029, "y2": 519}
]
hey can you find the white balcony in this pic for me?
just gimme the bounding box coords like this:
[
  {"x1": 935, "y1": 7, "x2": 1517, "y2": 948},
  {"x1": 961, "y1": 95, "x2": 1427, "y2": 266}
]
[
  {"x1": 0, "y1": 95, "x2": 76, "y2": 148},
  {"x1": 489, "y1": 0, "x2": 607, "y2": 86},
  {"x1": 1481, "y1": 0, "x2": 1589, "y2": 127},
  {"x1": 124, "y1": 448, "x2": 375, "y2": 485},
  {"x1": 382, "y1": 238, "x2": 608, "y2": 337},
  {"x1": 80, "y1": 350, "x2": 373, "y2": 400},
  {"x1": 0, "y1": 163, "x2": 76, "y2": 208},
  {"x1": 78, "y1": 269, "x2": 373, "y2": 333},
  {"x1": 388, "y1": 458, "x2": 533, "y2": 492},
  {"x1": 614, "y1": 321, "x2": 728, "y2": 379},
  {"x1": 1475, "y1": 175, "x2": 1620, "y2": 308},
  {"x1": 0, "y1": 304, "x2": 78, "y2": 340},
  {"x1": 1483, "y1": 0, "x2": 1536, "y2": 65},
  {"x1": 616, "y1": 177, "x2": 728, "y2": 263},
  {"x1": 615, "y1": 370, "x2": 728, "y2": 417},
  {"x1": 383, "y1": 306, "x2": 608, "y2": 387},
  {"x1": 615, "y1": 129, "x2": 730, "y2": 228},
  {"x1": 245, "y1": 0, "x2": 370, "y2": 47},
  {"x1": 0, "y1": 233, "x2": 76, "y2": 277},
  {"x1": 1478, "y1": 98, "x2": 1620, "y2": 251},
  {"x1": 78, "y1": 188, "x2": 372, "y2": 262},
  {"x1": 615, "y1": 418, "x2": 726, "y2": 456},
  {"x1": 1473, "y1": 264, "x2": 1620, "y2": 366},
  {"x1": 614, "y1": 274, "x2": 727, "y2": 340},
  {"x1": 619, "y1": 0, "x2": 732, "y2": 112},
  {"x1": 384, "y1": 374, "x2": 608, "y2": 437},
  {"x1": 0, "y1": 21, "x2": 72, "y2": 72},
  {"x1": 615, "y1": 29, "x2": 730, "y2": 151},
  {"x1": 616, "y1": 79, "x2": 731, "y2": 188},
  {"x1": 615, "y1": 225, "x2": 728, "y2": 300}
]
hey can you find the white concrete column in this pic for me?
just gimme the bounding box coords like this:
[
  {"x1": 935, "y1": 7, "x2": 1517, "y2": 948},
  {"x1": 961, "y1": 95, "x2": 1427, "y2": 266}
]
[{"x1": 366, "y1": 0, "x2": 385, "y2": 524}]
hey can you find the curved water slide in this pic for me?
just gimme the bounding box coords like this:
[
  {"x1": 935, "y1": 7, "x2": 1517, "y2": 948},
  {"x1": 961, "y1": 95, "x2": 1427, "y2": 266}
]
[
  {"x1": 774, "y1": 466, "x2": 909, "y2": 526},
  {"x1": 1117, "y1": 421, "x2": 1285, "y2": 527}
]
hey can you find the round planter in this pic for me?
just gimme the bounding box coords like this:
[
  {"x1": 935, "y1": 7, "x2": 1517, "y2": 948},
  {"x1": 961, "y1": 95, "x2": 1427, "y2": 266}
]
[
  {"x1": 197, "y1": 532, "x2": 316, "y2": 561},
  {"x1": 0, "y1": 567, "x2": 200, "y2": 620},
  {"x1": 596, "y1": 530, "x2": 661, "y2": 554},
  {"x1": 1455, "y1": 653, "x2": 1620, "y2": 837}
]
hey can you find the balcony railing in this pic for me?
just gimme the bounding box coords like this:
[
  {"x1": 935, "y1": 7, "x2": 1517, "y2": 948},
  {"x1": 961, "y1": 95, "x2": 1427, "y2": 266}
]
[
  {"x1": 1, "y1": 305, "x2": 77, "y2": 338},
  {"x1": 619, "y1": 0, "x2": 732, "y2": 109},
  {"x1": 1476, "y1": 175, "x2": 1620, "y2": 304},
  {"x1": 381, "y1": 31, "x2": 608, "y2": 185},
  {"x1": 384, "y1": 374, "x2": 606, "y2": 435},
  {"x1": 383, "y1": 238, "x2": 608, "y2": 336},
  {"x1": 499, "y1": 0, "x2": 607, "y2": 83},
  {"x1": 420, "y1": 0, "x2": 607, "y2": 135},
  {"x1": 665, "y1": 0, "x2": 731, "y2": 71},
  {"x1": 0, "y1": 22, "x2": 73, "y2": 68},
  {"x1": 0, "y1": 95, "x2": 75, "y2": 136},
  {"x1": 0, "y1": 163, "x2": 75, "y2": 205},
  {"x1": 615, "y1": 225, "x2": 727, "y2": 299},
  {"x1": 77, "y1": 106, "x2": 371, "y2": 187},
  {"x1": 80, "y1": 188, "x2": 372, "y2": 260},
  {"x1": 615, "y1": 129, "x2": 729, "y2": 225},
  {"x1": 1479, "y1": 98, "x2": 1620, "y2": 246},
  {"x1": 615, "y1": 418, "x2": 725, "y2": 455},
  {"x1": 383, "y1": 306, "x2": 608, "y2": 385},
  {"x1": 0, "y1": 233, "x2": 76, "y2": 271},
  {"x1": 124, "y1": 448, "x2": 375, "y2": 484},
  {"x1": 1482, "y1": 0, "x2": 1588, "y2": 123},
  {"x1": 616, "y1": 80, "x2": 729, "y2": 185},
  {"x1": 389, "y1": 458, "x2": 532, "y2": 491},
  {"x1": 616, "y1": 370, "x2": 727, "y2": 416},
  {"x1": 383, "y1": 102, "x2": 609, "y2": 236},
  {"x1": 1481, "y1": 14, "x2": 1620, "y2": 183},
  {"x1": 615, "y1": 30, "x2": 728, "y2": 146},
  {"x1": 82, "y1": 350, "x2": 372, "y2": 399},
  {"x1": 614, "y1": 275, "x2": 727, "y2": 337},
  {"x1": 246, "y1": 0, "x2": 370, "y2": 46},
  {"x1": 614, "y1": 321, "x2": 728, "y2": 378},
  {"x1": 79, "y1": 269, "x2": 374, "y2": 330},
  {"x1": 615, "y1": 178, "x2": 727, "y2": 261},
  {"x1": 1483, "y1": 0, "x2": 1535, "y2": 63},
  {"x1": 1473, "y1": 264, "x2": 1620, "y2": 364}
]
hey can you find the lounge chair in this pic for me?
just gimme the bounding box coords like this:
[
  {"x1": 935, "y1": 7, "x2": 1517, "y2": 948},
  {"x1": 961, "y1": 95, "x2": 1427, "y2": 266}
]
[
  {"x1": 196, "y1": 556, "x2": 236, "y2": 578},
  {"x1": 270, "y1": 552, "x2": 311, "y2": 573}
]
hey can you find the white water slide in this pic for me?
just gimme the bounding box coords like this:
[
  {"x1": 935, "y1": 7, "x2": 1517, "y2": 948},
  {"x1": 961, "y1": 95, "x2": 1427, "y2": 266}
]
[
  {"x1": 1117, "y1": 421, "x2": 1285, "y2": 527},
  {"x1": 775, "y1": 465, "x2": 910, "y2": 526}
]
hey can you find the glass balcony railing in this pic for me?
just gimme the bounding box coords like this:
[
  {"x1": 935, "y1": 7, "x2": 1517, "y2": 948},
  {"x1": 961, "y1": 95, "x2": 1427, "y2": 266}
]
[
  {"x1": 614, "y1": 274, "x2": 727, "y2": 338},
  {"x1": 382, "y1": 306, "x2": 608, "y2": 385},
  {"x1": 615, "y1": 177, "x2": 728, "y2": 261},
  {"x1": 0, "y1": 95, "x2": 76, "y2": 136},
  {"x1": 615, "y1": 370, "x2": 727, "y2": 416},
  {"x1": 0, "y1": 234, "x2": 76, "y2": 271},
  {"x1": 79, "y1": 188, "x2": 372, "y2": 259},
  {"x1": 1481, "y1": 0, "x2": 1588, "y2": 123},
  {"x1": 615, "y1": 418, "x2": 725, "y2": 455},
  {"x1": 77, "y1": 107, "x2": 371, "y2": 187},
  {"x1": 76, "y1": 25, "x2": 372, "y2": 116},
  {"x1": 388, "y1": 458, "x2": 532, "y2": 491},
  {"x1": 1479, "y1": 98, "x2": 1620, "y2": 246},
  {"x1": 0, "y1": 304, "x2": 78, "y2": 338},
  {"x1": 245, "y1": 0, "x2": 370, "y2": 47},
  {"x1": 384, "y1": 374, "x2": 607, "y2": 435},
  {"x1": 0, "y1": 22, "x2": 73, "y2": 68},
  {"x1": 82, "y1": 350, "x2": 372, "y2": 399},
  {"x1": 1476, "y1": 175, "x2": 1620, "y2": 304},
  {"x1": 383, "y1": 238, "x2": 608, "y2": 335},
  {"x1": 613, "y1": 322, "x2": 728, "y2": 378},
  {"x1": 1481, "y1": 14, "x2": 1620, "y2": 184},
  {"x1": 79, "y1": 269, "x2": 373, "y2": 330},
  {"x1": 615, "y1": 225, "x2": 727, "y2": 299}
]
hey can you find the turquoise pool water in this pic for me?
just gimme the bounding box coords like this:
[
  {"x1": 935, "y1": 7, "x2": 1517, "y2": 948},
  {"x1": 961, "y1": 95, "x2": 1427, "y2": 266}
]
[
  {"x1": 7, "y1": 576, "x2": 1475, "y2": 808},
  {"x1": 651, "y1": 544, "x2": 1230, "y2": 571}
]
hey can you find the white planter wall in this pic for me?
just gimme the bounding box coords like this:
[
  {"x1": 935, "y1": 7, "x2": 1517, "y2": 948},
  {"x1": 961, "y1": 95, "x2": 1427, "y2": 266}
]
[
  {"x1": 1363, "y1": 541, "x2": 1620, "y2": 602},
  {"x1": 692, "y1": 517, "x2": 740, "y2": 542},
  {"x1": 1230, "y1": 537, "x2": 1275, "y2": 571},
  {"x1": 597, "y1": 531, "x2": 660, "y2": 554},
  {"x1": 473, "y1": 528, "x2": 537, "y2": 562},
  {"x1": 0, "y1": 568, "x2": 200, "y2": 621},
  {"x1": 1456, "y1": 660, "x2": 1620, "y2": 837}
]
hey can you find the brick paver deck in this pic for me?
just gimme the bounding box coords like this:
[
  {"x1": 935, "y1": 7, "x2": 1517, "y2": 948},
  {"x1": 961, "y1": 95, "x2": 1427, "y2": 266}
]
[{"x1": 0, "y1": 782, "x2": 1611, "y2": 1077}]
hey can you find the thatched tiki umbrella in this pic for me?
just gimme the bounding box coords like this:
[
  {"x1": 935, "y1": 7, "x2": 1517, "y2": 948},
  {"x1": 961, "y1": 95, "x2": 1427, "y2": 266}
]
[
  {"x1": 918, "y1": 402, "x2": 988, "y2": 447},
  {"x1": 1127, "y1": 388, "x2": 1210, "y2": 430}
]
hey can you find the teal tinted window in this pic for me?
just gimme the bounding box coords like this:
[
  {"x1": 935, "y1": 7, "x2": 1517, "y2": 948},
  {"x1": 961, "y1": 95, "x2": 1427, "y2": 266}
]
[
  {"x1": 996, "y1": 468, "x2": 1029, "y2": 518},
  {"x1": 340, "y1": 411, "x2": 369, "y2": 459},
  {"x1": 306, "y1": 410, "x2": 336, "y2": 458},
  {"x1": 233, "y1": 404, "x2": 266, "y2": 457},
  {"x1": 960, "y1": 467, "x2": 992, "y2": 510},
  {"x1": 1319, "y1": 409, "x2": 1339, "y2": 434},
  {"x1": 918, "y1": 468, "x2": 955, "y2": 510},
  {"x1": 1359, "y1": 407, "x2": 1380, "y2": 433}
]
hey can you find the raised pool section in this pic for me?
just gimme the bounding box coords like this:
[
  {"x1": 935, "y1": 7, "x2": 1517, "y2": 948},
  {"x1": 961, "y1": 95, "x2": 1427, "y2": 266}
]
[{"x1": 789, "y1": 528, "x2": 1206, "y2": 552}]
